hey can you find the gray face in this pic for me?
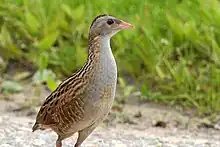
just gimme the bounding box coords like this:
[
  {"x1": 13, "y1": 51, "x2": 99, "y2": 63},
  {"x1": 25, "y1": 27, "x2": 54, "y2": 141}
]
[{"x1": 89, "y1": 15, "x2": 123, "y2": 37}]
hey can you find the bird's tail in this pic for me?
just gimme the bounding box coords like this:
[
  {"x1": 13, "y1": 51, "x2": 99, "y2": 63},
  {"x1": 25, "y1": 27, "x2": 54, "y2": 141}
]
[{"x1": 32, "y1": 123, "x2": 39, "y2": 132}]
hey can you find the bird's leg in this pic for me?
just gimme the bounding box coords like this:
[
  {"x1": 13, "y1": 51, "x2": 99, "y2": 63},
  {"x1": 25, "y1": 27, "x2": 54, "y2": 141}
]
[
  {"x1": 74, "y1": 124, "x2": 96, "y2": 147},
  {"x1": 56, "y1": 135, "x2": 63, "y2": 147}
]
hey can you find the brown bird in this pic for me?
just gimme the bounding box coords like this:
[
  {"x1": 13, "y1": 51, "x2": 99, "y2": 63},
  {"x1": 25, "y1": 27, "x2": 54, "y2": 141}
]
[{"x1": 32, "y1": 14, "x2": 133, "y2": 147}]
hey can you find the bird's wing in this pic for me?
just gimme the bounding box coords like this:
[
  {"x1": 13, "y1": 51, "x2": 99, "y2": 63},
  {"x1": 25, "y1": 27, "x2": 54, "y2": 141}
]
[{"x1": 33, "y1": 75, "x2": 87, "y2": 131}]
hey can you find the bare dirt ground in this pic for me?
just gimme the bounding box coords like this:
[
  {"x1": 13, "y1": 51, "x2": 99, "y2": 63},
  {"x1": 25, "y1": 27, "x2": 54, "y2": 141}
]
[{"x1": 0, "y1": 83, "x2": 220, "y2": 147}]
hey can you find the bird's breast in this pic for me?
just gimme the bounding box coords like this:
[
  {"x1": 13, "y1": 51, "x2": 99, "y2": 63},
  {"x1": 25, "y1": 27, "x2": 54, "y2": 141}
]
[{"x1": 83, "y1": 49, "x2": 117, "y2": 118}]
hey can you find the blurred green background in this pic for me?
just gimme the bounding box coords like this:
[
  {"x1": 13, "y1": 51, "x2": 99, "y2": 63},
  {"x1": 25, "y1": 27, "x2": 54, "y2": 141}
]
[{"x1": 0, "y1": 0, "x2": 220, "y2": 117}]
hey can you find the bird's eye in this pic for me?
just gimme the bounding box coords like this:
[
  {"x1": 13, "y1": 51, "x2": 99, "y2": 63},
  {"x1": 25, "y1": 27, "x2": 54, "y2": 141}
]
[{"x1": 106, "y1": 19, "x2": 114, "y2": 25}]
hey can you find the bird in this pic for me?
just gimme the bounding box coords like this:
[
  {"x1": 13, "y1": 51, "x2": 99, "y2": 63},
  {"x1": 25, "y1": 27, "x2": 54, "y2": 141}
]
[{"x1": 32, "y1": 14, "x2": 133, "y2": 147}]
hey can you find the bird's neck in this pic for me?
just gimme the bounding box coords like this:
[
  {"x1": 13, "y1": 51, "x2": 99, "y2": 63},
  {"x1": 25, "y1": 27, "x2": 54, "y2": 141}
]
[
  {"x1": 87, "y1": 34, "x2": 113, "y2": 64},
  {"x1": 68, "y1": 34, "x2": 116, "y2": 83},
  {"x1": 86, "y1": 34, "x2": 117, "y2": 75},
  {"x1": 88, "y1": 34, "x2": 102, "y2": 59}
]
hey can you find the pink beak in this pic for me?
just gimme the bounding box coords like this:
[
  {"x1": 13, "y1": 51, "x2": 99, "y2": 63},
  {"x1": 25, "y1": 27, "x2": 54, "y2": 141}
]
[{"x1": 119, "y1": 20, "x2": 133, "y2": 29}]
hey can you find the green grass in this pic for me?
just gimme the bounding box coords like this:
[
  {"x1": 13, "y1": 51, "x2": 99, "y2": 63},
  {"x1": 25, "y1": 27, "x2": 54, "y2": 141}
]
[{"x1": 0, "y1": 0, "x2": 220, "y2": 117}]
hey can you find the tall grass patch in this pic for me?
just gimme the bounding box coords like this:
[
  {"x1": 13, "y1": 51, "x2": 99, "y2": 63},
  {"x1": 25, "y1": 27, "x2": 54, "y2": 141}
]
[{"x1": 0, "y1": 0, "x2": 219, "y2": 116}]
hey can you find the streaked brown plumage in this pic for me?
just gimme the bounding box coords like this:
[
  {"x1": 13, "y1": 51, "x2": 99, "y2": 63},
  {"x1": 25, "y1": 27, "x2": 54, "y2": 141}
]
[{"x1": 32, "y1": 14, "x2": 133, "y2": 147}]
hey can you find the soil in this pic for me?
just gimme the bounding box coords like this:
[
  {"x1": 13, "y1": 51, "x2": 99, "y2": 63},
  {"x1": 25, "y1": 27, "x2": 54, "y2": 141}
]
[{"x1": 0, "y1": 81, "x2": 220, "y2": 147}]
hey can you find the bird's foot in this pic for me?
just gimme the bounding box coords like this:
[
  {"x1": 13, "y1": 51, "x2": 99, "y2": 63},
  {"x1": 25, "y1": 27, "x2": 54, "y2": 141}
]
[
  {"x1": 56, "y1": 141, "x2": 62, "y2": 147},
  {"x1": 74, "y1": 143, "x2": 80, "y2": 147}
]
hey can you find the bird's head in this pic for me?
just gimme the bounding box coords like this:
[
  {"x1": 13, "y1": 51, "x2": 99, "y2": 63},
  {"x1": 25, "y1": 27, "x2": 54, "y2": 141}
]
[{"x1": 89, "y1": 14, "x2": 133, "y2": 38}]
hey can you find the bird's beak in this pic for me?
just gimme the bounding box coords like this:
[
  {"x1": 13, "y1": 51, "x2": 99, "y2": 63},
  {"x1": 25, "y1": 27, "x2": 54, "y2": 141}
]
[{"x1": 118, "y1": 20, "x2": 133, "y2": 29}]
